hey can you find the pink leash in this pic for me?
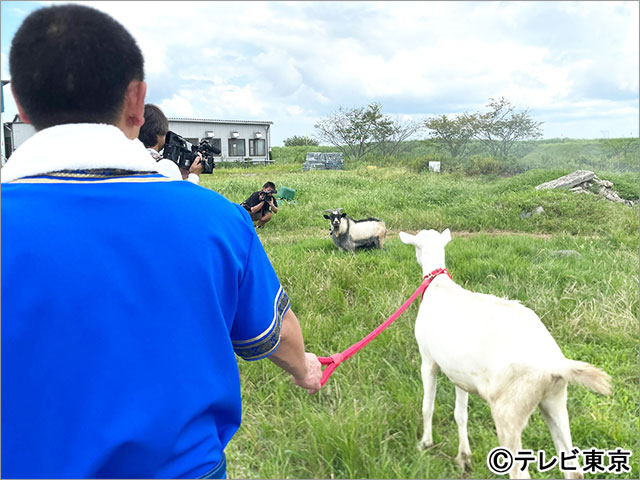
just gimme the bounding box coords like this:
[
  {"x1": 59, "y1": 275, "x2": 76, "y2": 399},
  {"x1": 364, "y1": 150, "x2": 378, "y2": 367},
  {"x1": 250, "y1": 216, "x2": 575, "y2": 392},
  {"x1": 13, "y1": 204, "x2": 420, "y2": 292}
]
[{"x1": 318, "y1": 268, "x2": 451, "y2": 386}]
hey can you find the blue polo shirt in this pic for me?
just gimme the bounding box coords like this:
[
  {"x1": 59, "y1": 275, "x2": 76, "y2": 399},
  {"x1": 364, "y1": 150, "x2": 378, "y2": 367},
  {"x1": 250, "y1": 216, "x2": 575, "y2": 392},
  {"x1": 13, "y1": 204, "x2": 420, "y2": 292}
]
[{"x1": 1, "y1": 171, "x2": 289, "y2": 478}]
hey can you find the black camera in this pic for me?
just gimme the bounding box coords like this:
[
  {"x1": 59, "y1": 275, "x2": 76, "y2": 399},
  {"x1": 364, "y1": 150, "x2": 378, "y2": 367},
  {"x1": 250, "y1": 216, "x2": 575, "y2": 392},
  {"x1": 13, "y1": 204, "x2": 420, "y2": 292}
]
[
  {"x1": 162, "y1": 131, "x2": 221, "y2": 174},
  {"x1": 259, "y1": 190, "x2": 277, "y2": 203},
  {"x1": 193, "y1": 138, "x2": 220, "y2": 174}
]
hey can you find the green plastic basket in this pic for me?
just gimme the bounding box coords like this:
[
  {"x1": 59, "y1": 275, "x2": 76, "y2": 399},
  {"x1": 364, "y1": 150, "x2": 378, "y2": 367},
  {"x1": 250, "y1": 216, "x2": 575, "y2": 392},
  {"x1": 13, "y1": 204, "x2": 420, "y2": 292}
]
[{"x1": 278, "y1": 186, "x2": 296, "y2": 201}]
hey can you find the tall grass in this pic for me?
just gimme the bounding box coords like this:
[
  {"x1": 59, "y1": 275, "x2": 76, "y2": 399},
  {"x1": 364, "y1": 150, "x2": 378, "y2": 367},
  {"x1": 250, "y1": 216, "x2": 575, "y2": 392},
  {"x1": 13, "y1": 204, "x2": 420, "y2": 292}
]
[{"x1": 198, "y1": 163, "x2": 638, "y2": 479}]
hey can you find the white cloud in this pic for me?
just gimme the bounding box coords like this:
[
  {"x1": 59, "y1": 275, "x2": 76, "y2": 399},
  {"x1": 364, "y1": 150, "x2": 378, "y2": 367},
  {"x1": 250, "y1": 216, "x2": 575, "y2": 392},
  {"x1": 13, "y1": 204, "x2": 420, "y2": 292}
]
[
  {"x1": 159, "y1": 94, "x2": 194, "y2": 118},
  {"x1": 1, "y1": 1, "x2": 638, "y2": 144}
]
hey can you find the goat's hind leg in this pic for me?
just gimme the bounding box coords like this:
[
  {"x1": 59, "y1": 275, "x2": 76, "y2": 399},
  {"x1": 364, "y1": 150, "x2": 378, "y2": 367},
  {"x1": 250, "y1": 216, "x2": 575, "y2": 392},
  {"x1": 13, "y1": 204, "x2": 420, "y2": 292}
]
[
  {"x1": 539, "y1": 381, "x2": 584, "y2": 479},
  {"x1": 454, "y1": 386, "x2": 472, "y2": 471},
  {"x1": 490, "y1": 395, "x2": 539, "y2": 479},
  {"x1": 418, "y1": 355, "x2": 439, "y2": 451}
]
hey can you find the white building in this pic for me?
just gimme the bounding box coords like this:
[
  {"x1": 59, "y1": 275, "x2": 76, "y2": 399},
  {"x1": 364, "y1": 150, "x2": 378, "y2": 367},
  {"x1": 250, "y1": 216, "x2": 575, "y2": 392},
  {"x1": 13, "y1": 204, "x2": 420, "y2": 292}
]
[
  {"x1": 168, "y1": 117, "x2": 273, "y2": 164},
  {"x1": 3, "y1": 115, "x2": 36, "y2": 162},
  {"x1": 2, "y1": 115, "x2": 273, "y2": 164}
]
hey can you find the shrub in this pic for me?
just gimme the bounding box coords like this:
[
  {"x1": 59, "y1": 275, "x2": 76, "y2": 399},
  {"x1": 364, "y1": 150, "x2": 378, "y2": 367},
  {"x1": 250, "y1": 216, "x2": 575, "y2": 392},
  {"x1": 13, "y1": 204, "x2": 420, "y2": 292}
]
[
  {"x1": 465, "y1": 155, "x2": 501, "y2": 175},
  {"x1": 283, "y1": 135, "x2": 319, "y2": 147}
]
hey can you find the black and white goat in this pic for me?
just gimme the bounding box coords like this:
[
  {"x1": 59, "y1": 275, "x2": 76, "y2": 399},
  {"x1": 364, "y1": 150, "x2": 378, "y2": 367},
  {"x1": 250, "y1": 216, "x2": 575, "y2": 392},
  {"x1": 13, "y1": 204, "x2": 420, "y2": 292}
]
[{"x1": 323, "y1": 208, "x2": 386, "y2": 253}]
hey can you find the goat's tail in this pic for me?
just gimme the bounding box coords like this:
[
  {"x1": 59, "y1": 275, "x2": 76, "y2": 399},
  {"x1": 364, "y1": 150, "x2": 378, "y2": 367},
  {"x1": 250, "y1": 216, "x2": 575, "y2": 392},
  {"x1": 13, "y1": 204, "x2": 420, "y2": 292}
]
[{"x1": 563, "y1": 360, "x2": 612, "y2": 395}]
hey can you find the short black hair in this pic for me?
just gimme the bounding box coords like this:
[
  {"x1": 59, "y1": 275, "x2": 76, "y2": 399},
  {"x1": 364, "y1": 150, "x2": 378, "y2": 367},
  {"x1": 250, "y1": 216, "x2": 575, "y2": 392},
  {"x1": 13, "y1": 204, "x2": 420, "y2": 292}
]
[
  {"x1": 9, "y1": 4, "x2": 145, "y2": 131},
  {"x1": 139, "y1": 104, "x2": 168, "y2": 148},
  {"x1": 263, "y1": 181, "x2": 276, "y2": 190}
]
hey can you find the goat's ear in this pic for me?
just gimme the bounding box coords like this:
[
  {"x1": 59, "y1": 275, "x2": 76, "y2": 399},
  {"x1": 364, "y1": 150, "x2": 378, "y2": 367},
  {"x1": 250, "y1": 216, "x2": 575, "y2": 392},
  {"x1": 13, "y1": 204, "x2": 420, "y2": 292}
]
[
  {"x1": 399, "y1": 232, "x2": 415, "y2": 245},
  {"x1": 441, "y1": 228, "x2": 452, "y2": 246},
  {"x1": 341, "y1": 213, "x2": 347, "y2": 218},
  {"x1": 323, "y1": 215, "x2": 330, "y2": 220}
]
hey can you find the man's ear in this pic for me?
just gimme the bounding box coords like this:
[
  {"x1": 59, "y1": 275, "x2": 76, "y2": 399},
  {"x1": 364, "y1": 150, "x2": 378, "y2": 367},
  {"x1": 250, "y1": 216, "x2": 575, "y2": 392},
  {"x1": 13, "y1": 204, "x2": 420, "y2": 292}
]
[
  {"x1": 12, "y1": 85, "x2": 32, "y2": 126},
  {"x1": 117, "y1": 80, "x2": 147, "y2": 139}
]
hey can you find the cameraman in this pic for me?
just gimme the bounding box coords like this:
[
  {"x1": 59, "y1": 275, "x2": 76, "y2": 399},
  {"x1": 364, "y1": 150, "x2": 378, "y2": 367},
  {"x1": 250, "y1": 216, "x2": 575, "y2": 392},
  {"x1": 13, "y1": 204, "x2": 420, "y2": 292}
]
[
  {"x1": 138, "y1": 103, "x2": 202, "y2": 184},
  {"x1": 244, "y1": 181, "x2": 279, "y2": 229}
]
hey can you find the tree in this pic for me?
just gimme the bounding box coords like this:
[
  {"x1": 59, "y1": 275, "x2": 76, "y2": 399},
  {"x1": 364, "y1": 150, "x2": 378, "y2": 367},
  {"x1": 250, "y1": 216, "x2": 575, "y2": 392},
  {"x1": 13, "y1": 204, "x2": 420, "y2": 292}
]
[
  {"x1": 424, "y1": 114, "x2": 475, "y2": 160},
  {"x1": 372, "y1": 115, "x2": 423, "y2": 157},
  {"x1": 314, "y1": 103, "x2": 386, "y2": 160},
  {"x1": 467, "y1": 97, "x2": 543, "y2": 160},
  {"x1": 314, "y1": 102, "x2": 422, "y2": 160},
  {"x1": 283, "y1": 135, "x2": 319, "y2": 147}
]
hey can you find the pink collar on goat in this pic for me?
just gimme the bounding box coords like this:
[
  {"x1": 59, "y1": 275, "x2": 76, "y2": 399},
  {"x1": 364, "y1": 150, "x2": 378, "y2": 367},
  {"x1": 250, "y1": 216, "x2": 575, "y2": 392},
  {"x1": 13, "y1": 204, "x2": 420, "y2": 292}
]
[{"x1": 421, "y1": 268, "x2": 452, "y2": 300}]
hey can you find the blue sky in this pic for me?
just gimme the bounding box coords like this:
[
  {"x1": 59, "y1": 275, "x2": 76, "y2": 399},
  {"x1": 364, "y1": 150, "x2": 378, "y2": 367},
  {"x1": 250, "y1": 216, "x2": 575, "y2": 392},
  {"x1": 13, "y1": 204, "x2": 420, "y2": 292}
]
[{"x1": 1, "y1": 1, "x2": 638, "y2": 145}]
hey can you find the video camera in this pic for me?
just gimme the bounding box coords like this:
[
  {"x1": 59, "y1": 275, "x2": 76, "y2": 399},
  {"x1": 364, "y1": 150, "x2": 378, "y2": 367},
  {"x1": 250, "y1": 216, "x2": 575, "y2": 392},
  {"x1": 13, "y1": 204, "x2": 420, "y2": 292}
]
[
  {"x1": 162, "y1": 131, "x2": 221, "y2": 174},
  {"x1": 259, "y1": 189, "x2": 277, "y2": 204}
]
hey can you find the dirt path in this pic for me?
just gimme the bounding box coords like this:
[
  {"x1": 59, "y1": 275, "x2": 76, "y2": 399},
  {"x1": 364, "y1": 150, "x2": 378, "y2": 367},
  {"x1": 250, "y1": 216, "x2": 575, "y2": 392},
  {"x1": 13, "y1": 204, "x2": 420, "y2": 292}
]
[
  {"x1": 258, "y1": 228, "x2": 558, "y2": 245},
  {"x1": 385, "y1": 229, "x2": 555, "y2": 239}
]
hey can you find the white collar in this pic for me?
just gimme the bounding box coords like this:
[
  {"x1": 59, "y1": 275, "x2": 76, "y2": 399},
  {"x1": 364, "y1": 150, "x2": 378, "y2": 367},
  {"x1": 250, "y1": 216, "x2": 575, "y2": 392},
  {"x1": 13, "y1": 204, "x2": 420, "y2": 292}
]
[{"x1": 1, "y1": 123, "x2": 160, "y2": 183}]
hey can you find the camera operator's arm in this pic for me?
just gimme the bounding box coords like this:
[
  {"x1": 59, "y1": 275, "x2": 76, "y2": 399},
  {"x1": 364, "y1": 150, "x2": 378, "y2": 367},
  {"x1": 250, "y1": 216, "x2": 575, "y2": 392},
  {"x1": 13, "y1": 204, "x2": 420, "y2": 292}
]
[
  {"x1": 268, "y1": 309, "x2": 322, "y2": 394},
  {"x1": 250, "y1": 200, "x2": 265, "y2": 214},
  {"x1": 267, "y1": 198, "x2": 278, "y2": 214}
]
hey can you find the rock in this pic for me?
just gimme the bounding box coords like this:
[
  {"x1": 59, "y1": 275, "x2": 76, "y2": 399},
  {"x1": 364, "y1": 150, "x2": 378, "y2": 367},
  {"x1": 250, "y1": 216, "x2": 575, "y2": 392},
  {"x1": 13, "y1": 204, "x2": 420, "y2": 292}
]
[
  {"x1": 536, "y1": 170, "x2": 635, "y2": 207},
  {"x1": 601, "y1": 188, "x2": 635, "y2": 206},
  {"x1": 520, "y1": 206, "x2": 544, "y2": 219},
  {"x1": 535, "y1": 170, "x2": 595, "y2": 190}
]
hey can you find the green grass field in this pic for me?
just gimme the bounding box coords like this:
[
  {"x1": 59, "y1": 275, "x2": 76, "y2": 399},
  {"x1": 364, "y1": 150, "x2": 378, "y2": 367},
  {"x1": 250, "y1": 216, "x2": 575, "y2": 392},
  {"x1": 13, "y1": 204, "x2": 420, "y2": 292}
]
[{"x1": 200, "y1": 160, "x2": 638, "y2": 479}]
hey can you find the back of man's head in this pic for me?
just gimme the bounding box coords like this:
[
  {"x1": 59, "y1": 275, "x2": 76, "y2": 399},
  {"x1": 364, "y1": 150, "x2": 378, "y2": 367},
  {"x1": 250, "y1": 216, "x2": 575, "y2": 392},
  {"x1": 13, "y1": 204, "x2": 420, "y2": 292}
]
[{"x1": 9, "y1": 4, "x2": 145, "y2": 131}]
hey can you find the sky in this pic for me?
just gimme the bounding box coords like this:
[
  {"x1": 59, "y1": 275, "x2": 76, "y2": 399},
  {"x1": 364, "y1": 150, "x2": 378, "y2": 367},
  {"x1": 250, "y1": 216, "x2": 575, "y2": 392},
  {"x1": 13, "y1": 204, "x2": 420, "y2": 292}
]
[{"x1": 1, "y1": 1, "x2": 638, "y2": 146}]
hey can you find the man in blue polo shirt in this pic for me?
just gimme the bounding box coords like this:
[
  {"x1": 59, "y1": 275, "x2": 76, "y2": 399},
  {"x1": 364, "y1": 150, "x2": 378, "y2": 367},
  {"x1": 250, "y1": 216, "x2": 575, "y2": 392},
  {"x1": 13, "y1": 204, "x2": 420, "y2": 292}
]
[{"x1": 1, "y1": 4, "x2": 321, "y2": 479}]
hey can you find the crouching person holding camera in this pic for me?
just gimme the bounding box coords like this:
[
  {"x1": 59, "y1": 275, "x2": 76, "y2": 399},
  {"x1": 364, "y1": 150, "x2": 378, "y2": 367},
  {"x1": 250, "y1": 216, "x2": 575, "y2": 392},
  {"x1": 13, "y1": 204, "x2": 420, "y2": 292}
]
[
  {"x1": 139, "y1": 103, "x2": 203, "y2": 183},
  {"x1": 243, "y1": 181, "x2": 279, "y2": 229}
]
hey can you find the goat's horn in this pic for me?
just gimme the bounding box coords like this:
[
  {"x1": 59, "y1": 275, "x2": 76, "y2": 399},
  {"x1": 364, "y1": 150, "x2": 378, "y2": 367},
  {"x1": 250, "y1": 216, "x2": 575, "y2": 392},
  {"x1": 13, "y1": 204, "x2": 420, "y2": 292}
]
[
  {"x1": 336, "y1": 208, "x2": 344, "y2": 213},
  {"x1": 323, "y1": 209, "x2": 333, "y2": 213}
]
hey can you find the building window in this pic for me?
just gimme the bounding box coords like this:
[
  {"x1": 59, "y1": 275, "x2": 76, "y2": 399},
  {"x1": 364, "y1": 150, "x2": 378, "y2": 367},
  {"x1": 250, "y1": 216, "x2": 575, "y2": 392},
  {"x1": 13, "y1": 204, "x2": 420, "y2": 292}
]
[
  {"x1": 208, "y1": 138, "x2": 222, "y2": 155},
  {"x1": 228, "y1": 138, "x2": 245, "y2": 157},
  {"x1": 249, "y1": 139, "x2": 266, "y2": 156},
  {"x1": 185, "y1": 137, "x2": 199, "y2": 147}
]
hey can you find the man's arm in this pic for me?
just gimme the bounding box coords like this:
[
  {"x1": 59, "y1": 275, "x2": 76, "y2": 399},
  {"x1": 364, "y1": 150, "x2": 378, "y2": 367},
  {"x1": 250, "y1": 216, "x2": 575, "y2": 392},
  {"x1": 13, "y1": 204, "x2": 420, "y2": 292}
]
[
  {"x1": 250, "y1": 201, "x2": 265, "y2": 214},
  {"x1": 246, "y1": 192, "x2": 265, "y2": 214},
  {"x1": 268, "y1": 198, "x2": 278, "y2": 214},
  {"x1": 268, "y1": 309, "x2": 322, "y2": 394}
]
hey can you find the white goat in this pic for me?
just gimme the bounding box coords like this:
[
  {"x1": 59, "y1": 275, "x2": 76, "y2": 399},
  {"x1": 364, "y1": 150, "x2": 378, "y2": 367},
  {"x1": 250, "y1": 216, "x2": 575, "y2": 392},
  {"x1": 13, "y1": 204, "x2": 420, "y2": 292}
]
[{"x1": 399, "y1": 228, "x2": 611, "y2": 479}]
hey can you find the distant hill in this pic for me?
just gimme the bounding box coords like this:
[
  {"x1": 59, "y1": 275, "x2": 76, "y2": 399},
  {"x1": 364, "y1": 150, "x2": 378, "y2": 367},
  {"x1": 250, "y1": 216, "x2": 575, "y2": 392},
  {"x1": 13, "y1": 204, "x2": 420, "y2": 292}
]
[{"x1": 273, "y1": 137, "x2": 639, "y2": 174}]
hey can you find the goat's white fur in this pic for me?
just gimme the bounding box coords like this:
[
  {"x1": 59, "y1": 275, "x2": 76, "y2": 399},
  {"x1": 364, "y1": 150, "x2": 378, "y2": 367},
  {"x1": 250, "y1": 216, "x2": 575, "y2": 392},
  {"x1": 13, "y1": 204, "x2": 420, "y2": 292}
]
[
  {"x1": 334, "y1": 217, "x2": 385, "y2": 243},
  {"x1": 399, "y1": 228, "x2": 611, "y2": 479}
]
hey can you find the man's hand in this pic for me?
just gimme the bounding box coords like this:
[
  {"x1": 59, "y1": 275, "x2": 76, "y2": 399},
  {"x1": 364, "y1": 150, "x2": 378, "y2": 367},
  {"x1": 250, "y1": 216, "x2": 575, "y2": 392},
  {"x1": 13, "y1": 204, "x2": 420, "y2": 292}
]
[
  {"x1": 190, "y1": 153, "x2": 204, "y2": 175},
  {"x1": 268, "y1": 310, "x2": 322, "y2": 395},
  {"x1": 291, "y1": 352, "x2": 322, "y2": 394}
]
